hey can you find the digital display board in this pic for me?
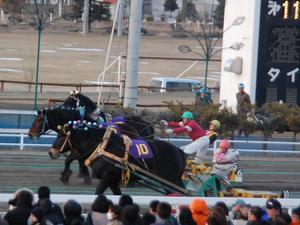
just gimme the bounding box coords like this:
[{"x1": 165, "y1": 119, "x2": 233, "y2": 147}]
[{"x1": 256, "y1": 0, "x2": 300, "y2": 106}]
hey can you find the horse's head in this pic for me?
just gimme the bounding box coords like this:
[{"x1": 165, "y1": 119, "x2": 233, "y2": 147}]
[
  {"x1": 49, "y1": 125, "x2": 71, "y2": 159},
  {"x1": 28, "y1": 109, "x2": 49, "y2": 140}
]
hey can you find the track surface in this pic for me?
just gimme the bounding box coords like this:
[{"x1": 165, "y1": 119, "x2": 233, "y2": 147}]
[{"x1": 0, "y1": 148, "x2": 299, "y2": 198}]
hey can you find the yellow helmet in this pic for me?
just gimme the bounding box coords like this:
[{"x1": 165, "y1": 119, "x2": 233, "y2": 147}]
[{"x1": 210, "y1": 120, "x2": 221, "y2": 129}]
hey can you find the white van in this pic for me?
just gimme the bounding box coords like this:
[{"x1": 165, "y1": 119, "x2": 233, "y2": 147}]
[{"x1": 148, "y1": 77, "x2": 202, "y2": 93}]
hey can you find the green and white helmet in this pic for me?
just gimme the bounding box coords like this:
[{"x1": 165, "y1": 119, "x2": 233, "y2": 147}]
[{"x1": 182, "y1": 111, "x2": 193, "y2": 120}]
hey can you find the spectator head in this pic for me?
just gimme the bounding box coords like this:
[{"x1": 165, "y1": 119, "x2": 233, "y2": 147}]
[
  {"x1": 91, "y1": 194, "x2": 109, "y2": 213},
  {"x1": 121, "y1": 204, "x2": 140, "y2": 225},
  {"x1": 30, "y1": 207, "x2": 45, "y2": 223},
  {"x1": 292, "y1": 207, "x2": 300, "y2": 223},
  {"x1": 281, "y1": 213, "x2": 291, "y2": 225},
  {"x1": 179, "y1": 206, "x2": 197, "y2": 225},
  {"x1": 37, "y1": 186, "x2": 50, "y2": 199},
  {"x1": 215, "y1": 201, "x2": 229, "y2": 216},
  {"x1": 141, "y1": 212, "x2": 156, "y2": 225},
  {"x1": 108, "y1": 204, "x2": 122, "y2": 221},
  {"x1": 157, "y1": 202, "x2": 172, "y2": 220},
  {"x1": 189, "y1": 199, "x2": 209, "y2": 225},
  {"x1": 119, "y1": 194, "x2": 133, "y2": 208},
  {"x1": 231, "y1": 199, "x2": 246, "y2": 213},
  {"x1": 63, "y1": 200, "x2": 82, "y2": 218},
  {"x1": 207, "y1": 206, "x2": 227, "y2": 225},
  {"x1": 149, "y1": 200, "x2": 160, "y2": 215},
  {"x1": 239, "y1": 204, "x2": 251, "y2": 220},
  {"x1": 266, "y1": 198, "x2": 282, "y2": 219},
  {"x1": 248, "y1": 206, "x2": 264, "y2": 221},
  {"x1": 238, "y1": 83, "x2": 245, "y2": 90},
  {"x1": 9, "y1": 188, "x2": 34, "y2": 208}
]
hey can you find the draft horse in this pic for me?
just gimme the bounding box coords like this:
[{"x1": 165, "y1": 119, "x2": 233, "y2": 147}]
[{"x1": 66, "y1": 125, "x2": 186, "y2": 195}]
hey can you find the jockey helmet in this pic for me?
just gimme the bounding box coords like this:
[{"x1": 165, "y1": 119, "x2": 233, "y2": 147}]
[
  {"x1": 210, "y1": 120, "x2": 221, "y2": 129},
  {"x1": 182, "y1": 111, "x2": 193, "y2": 120},
  {"x1": 219, "y1": 139, "x2": 230, "y2": 149},
  {"x1": 112, "y1": 116, "x2": 126, "y2": 124}
]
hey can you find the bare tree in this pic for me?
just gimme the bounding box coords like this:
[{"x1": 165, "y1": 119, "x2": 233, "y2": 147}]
[{"x1": 7, "y1": 0, "x2": 53, "y2": 109}]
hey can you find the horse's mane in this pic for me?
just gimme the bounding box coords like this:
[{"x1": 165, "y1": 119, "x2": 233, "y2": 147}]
[{"x1": 63, "y1": 93, "x2": 97, "y2": 114}]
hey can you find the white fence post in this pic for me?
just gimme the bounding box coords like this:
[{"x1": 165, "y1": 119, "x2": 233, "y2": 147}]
[{"x1": 20, "y1": 133, "x2": 24, "y2": 150}]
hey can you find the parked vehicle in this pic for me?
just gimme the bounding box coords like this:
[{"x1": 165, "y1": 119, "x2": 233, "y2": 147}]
[{"x1": 148, "y1": 77, "x2": 202, "y2": 93}]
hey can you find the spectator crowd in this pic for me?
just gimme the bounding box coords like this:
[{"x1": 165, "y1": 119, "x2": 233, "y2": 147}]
[{"x1": 0, "y1": 186, "x2": 300, "y2": 225}]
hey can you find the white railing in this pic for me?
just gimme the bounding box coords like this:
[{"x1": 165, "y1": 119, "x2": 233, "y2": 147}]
[
  {"x1": 0, "y1": 129, "x2": 300, "y2": 154},
  {"x1": 0, "y1": 194, "x2": 299, "y2": 210},
  {"x1": 0, "y1": 130, "x2": 55, "y2": 150}
]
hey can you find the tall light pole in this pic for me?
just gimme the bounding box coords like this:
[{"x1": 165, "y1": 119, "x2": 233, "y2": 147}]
[
  {"x1": 123, "y1": 0, "x2": 143, "y2": 109},
  {"x1": 173, "y1": 15, "x2": 245, "y2": 103}
]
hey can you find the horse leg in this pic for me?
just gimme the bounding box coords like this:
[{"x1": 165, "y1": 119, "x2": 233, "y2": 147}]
[
  {"x1": 95, "y1": 180, "x2": 110, "y2": 195},
  {"x1": 60, "y1": 154, "x2": 76, "y2": 184},
  {"x1": 109, "y1": 182, "x2": 122, "y2": 195},
  {"x1": 78, "y1": 160, "x2": 91, "y2": 185},
  {"x1": 95, "y1": 171, "x2": 122, "y2": 195}
]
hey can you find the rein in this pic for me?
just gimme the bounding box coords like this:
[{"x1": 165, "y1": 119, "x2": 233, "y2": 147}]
[{"x1": 38, "y1": 111, "x2": 50, "y2": 136}]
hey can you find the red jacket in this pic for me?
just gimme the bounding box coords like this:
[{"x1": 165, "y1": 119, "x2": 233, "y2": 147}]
[{"x1": 168, "y1": 120, "x2": 206, "y2": 141}]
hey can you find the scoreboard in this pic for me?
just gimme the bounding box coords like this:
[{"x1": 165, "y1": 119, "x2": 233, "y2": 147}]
[{"x1": 256, "y1": 0, "x2": 300, "y2": 106}]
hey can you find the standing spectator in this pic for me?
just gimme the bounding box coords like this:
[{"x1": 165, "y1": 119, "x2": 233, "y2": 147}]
[
  {"x1": 178, "y1": 206, "x2": 197, "y2": 225},
  {"x1": 149, "y1": 200, "x2": 160, "y2": 222},
  {"x1": 107, "y1": 204, "x2": 122, "y2": 225},
  {"x1": 85, "y1": 194, "x2": 109, "y2": 225},
  {"x1": 118, "y1": 194, "x2": 133, "y2": 208},
  {"x1": 236, "y1": 83, "x2": 251, "y2": 136},
  {"x1": 247, "y1": 206, "x2": 269, "y2": 225},
  {"x1": 63, "y1": 200, "x2": 84, "y2": 225},
  {"x1": 155, "y1": 202, "x2": 179, "y2": 225},
  {"x1": 215, "y1": 201, "x2": 234, "y2": 225},
  {"x1": 121, "y1": 204, "x2": 141, "y2": 225},
  {"x1": 35, "y1": 186, "x2": 64, "y2": 225},
  {"x1": 292, "y1": 207, "x2": 300, "y2": 225},
  {"x1": 4, "y1": 188, "x2": 34, "y2": 225},
  {"x1": 265, "y1": 199, "x2": 286, "y2": 224},
  {"x1": 229, "y1": 199, "x2": 246, "y2": 220},
  {"x1": 141, "y1": 212, "x2": 156, "y2": 225},
  {"x1": 30, "y1": 207, "x2": 47, "y2": 225},
  {"x1": 207, "y1": 206, "x2": 227, "y2": 225},
  {"x1": 160, "y1": 111, "x2": 209, "y2": 164},
  {"x1": 189, "y1": 199, "x2": 209, "y2": 225}
]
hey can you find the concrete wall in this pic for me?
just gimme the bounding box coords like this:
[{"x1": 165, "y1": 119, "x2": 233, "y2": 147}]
[{"x1": 219, "y1": 0, "x2": 261, "y2": 112}]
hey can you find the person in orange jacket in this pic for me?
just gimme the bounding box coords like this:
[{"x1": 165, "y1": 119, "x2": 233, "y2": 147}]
[{"x1": 189, "y1": 199, "x2": 209, "y2": 225}]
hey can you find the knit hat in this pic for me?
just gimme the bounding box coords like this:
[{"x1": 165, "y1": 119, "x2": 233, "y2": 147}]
[
  {"x1": 266, "y1": 198, "x2": 281, "y2": 210},
  {"x1": 31, "y1": 207, "x2": 45, "y2": 220},
  {"x1": 37, "y1": 186, "x2": 50, "y2": 199}
]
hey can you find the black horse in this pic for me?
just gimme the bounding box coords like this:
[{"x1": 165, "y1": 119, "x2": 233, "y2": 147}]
[
  {"x1": 66, "y1": 125, "x2": 186, "y2": 195},
  {"x1": 29, "y1": 106, "x2": 155, "y2": 184},
  {"x1": 49, "y1": 115, "x2": 155, "y2": 184}
]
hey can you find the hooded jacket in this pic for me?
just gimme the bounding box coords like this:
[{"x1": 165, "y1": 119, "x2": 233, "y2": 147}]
[{"x1": 189, "y1": 199, "x2": 209, "y2": 225}]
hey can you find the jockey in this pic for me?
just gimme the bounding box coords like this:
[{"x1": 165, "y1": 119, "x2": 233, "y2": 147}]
[
  {"x1": 211, "y1": 139, "x2": 239, "y2": 182},
  {"x1": 207, "y1": 120, "x2": 220, "y2": 145},
  {"x1": 160, "y1": 111, "x2": 210, "y2": 163}
]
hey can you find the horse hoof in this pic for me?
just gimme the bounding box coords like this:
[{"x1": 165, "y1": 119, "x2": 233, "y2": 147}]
[{"x1": 61, "y1": 170, "x2": 73, "y2": 177}]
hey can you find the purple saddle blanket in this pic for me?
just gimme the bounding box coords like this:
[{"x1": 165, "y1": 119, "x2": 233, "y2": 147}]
[{"x1": 129, "y1": 139, "x2": 153, "y2": 159}]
